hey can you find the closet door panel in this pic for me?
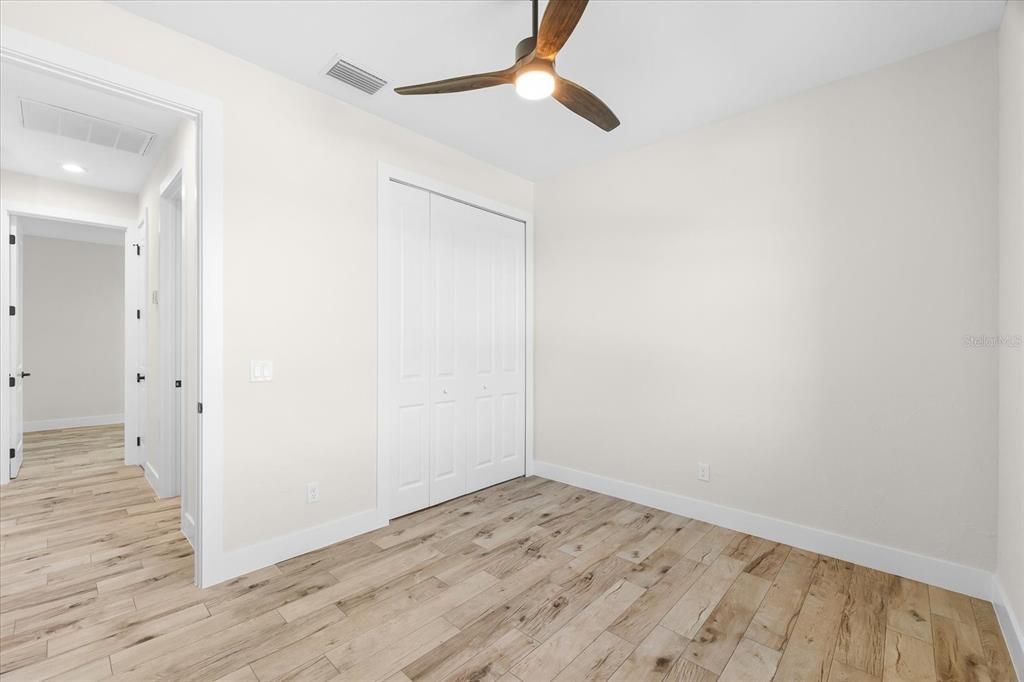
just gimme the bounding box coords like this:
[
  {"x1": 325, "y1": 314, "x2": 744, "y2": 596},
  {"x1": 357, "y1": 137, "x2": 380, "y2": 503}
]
[
  {"x1": 467, "y1": 209, "x2": 526, "y2": 491},
  {"x1": 384, "y1": 181, "x2": 432, "y2": 517},
  {"x1": 428, "y1": 195, "x2": 472, "y2": 505}
]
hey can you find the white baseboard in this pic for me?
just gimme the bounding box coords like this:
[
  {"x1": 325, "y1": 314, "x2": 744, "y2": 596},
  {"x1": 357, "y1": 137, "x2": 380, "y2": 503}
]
[
  {"x1": 993, "y1": 577, "x2": 1024, "y2": 681},
  {"x1": 534, "y1": 460, "x2": 994, "y2": 600},
  {"x1": 205, "y1": 508, "x2": 386, "y2": 587},
  {"x1": 24, "y1": 414, "x2": 123, "y2": 432}
]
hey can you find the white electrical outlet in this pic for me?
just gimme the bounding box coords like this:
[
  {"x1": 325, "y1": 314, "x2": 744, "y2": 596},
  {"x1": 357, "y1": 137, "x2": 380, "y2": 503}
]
[
  {"x1": 697, "y1": 463, "x2": 710, "y2": 482},
  {"x1": 306, "y1": 482, "x2": 320, "y2": 503}
]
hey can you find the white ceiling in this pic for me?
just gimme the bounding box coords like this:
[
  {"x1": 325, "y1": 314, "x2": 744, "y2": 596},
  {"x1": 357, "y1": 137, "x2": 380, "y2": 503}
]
[
  {"x1": 0, "y1": 61, "x2": 185, "y2": 193},
  {"x1": 115, "y1": 0, "x2": 1005, "y2": 180}
]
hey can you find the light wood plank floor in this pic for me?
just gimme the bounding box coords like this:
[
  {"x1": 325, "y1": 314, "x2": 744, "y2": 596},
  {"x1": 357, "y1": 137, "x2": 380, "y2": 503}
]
[{"x1": 0, "y1": 426, "x2": 1017, "y2": 681}]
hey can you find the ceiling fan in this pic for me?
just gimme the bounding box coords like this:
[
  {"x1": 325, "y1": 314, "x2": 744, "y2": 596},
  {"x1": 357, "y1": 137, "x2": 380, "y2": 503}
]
[{"x1": 394, "y1": 0, "x2": 619, "y2": 132}]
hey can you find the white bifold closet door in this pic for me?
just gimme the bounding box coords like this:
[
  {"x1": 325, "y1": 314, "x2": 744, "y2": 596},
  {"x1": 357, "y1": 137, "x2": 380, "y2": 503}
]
[{"x1": 382, "y1": 180, "x2": 525, "y2": 518}]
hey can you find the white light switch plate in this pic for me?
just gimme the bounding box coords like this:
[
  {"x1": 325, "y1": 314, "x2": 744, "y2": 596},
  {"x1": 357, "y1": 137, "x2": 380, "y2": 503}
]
[{"x1": 250, "y1": 360, "x2": 273, "y2": 382}]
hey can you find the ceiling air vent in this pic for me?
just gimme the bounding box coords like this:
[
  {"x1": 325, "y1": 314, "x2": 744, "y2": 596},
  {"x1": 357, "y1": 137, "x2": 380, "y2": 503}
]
[
  {"x1": 20, "y1": 99, "x2": 156, "y2": 155},
  {"x1": 324, "y1": 58, "x2": 387, "y2": 95}
]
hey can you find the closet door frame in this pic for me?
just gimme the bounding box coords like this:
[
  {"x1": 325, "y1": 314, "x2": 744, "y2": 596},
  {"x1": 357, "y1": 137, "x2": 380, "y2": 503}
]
[{"x1": 377, "y1": 163, "x2": 534, "y2": 524}]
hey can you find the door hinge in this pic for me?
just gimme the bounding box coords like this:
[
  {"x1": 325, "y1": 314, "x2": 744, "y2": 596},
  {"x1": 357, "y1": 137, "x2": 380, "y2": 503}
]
[
  {"x1": 8, "y1": 306, "x2": 14, "y2": 316},
  {"x1": 136, "y1": 373, "x2": 146, "y2": 383},
  {"x1": 8, "y1": 448, "x2": 13, "y2": 459},
  {"x1": 175, "y1": 380, "x2": 182, "y2": 388},
  {"x1": 8, "y1": 376, "x2": 13, "y2": 388},
  {"x1": 136, "y1": 244, "x2": 141, "y2": 256},
  {"x1": 136, "y1": 309, "x2": 141, "y2": 320},
  {"x1": 136, "y1": 436, "x2": 142, "y2": 447},
  {"x1": 197, "y1": 402, "x2": 203, "y2": 414},
  {"x1": 8, "y1": 235, "x2": 15, "y2": 245}
]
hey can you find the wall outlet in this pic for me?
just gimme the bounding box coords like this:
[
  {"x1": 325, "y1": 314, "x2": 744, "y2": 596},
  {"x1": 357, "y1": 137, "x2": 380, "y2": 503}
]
[
  {"x1": 306, "y1": 482, "x2": 320, "y2": 503},
  {"x1": 697, "y1": 462, "x2": 711, "y2": 482}
]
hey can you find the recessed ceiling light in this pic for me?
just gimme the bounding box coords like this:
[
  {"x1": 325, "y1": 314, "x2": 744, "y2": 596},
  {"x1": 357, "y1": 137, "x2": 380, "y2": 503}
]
[{"x1": 61, "y1": 162, "x2": 86, "y2": 174}]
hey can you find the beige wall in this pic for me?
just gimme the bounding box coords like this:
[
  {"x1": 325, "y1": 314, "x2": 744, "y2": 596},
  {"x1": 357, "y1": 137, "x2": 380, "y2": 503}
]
[
  {"x1": 0, "y1": 1, "x2": 533, "y2": 551},
  {"x1": 1, "y1": 170, "x2": 138, "y2": 224},
  {"x1": 534, "y1": 34, "x2": 998, "y2": 569},
  {"x1": 22, "y1": 235, "x2": 124, "y2": 426},
  {"x1": 997, "y1": 0, "x2": 1024, "y2": 641}
]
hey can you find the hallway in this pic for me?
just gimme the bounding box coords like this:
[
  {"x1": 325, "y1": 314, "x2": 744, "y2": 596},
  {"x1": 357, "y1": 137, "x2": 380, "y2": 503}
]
[{"x1": 0, "y1": 425, "x2": 192, "y2": 679}]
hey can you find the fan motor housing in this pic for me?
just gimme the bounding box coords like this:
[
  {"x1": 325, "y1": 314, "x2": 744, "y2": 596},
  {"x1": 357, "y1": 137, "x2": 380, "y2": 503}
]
[{"x1": 515, "y1": 36, "x2": 537, "y2": 63}]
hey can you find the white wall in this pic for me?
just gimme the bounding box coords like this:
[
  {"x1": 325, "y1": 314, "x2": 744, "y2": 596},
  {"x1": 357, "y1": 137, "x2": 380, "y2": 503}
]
[
  {"x1": 22, "y1": 235, "x2": 124, "y2": 429},
  {"x1": 534, "y1": 34, "x2": 998, "y2": 570},
  {"x1": 0, "y1": 1, "x2": 533, "y2": 553},
  {"x1": 997, "y1": 0, "x2": 1024, "y2": 664},
  {"x1": 0, "y1": 170, "x2": 138, "y2": 224}
]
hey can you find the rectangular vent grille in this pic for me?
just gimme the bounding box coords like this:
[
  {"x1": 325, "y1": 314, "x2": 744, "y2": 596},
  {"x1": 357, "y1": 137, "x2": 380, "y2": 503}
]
[
  {"x1": 20, "y1": 99, "x2": 156, "y2": 155},
  {"x1": 325, "y1": 58, "x2": 386, "y2": 95}
]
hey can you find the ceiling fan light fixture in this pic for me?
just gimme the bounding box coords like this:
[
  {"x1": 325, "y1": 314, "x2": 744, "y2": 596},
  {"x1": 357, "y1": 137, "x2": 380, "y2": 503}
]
[{"x1": 515, "y1": 68, "x2": 555, "y2": 100}]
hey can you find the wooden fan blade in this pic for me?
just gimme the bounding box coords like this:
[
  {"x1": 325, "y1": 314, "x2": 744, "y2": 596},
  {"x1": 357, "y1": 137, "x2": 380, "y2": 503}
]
[
  {"x1": 536, "y1": 0, "x2": 589, "y2": 59},
  {"x1": 553, "y1": 77, "x2": 619, "y2": 131},
  {"x1": 394, "y1": 68, "x2": 514, "y2": 95}
]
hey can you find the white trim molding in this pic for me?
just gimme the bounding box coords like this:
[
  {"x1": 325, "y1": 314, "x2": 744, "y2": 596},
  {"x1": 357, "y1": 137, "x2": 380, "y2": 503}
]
[
  {"x1": 992, "y1": 578, "x2": 1024, "y2": 681},
  {"x1": 25, "y1": 415, "x2": 124, "y2": 432},
  {"x1": 204, "y1": 509, "x2": 385, "y2": 587},
  {"x1": 534, "y1": 460, "x2": 995, "y2": 601}
]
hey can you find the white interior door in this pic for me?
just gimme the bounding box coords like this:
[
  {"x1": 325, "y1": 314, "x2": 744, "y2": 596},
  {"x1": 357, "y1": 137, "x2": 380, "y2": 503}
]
[
  {"x1": 9, "y1": 216, "x2": 24, "y2": 479},
  {"x1": 157, "y1": 176, "x2": 183, "y2": 500},
  {"x1": 427, "y1": 195, "x2": 473, "y2": 506},
  {"x1": 465, "y1": 203, "x2": 526, "y2": 492},
  {"x1": 382, "y1": 181, "x2": 432, "y2": 517},
  {"x1": 383, "y1": 180, "x2": 526, "y2": 518}
]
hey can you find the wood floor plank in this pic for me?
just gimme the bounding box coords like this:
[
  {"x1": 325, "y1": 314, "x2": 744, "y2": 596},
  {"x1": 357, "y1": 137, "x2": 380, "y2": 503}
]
[
  {"x1": 970, "y1": 598, "x2": 1017, "y2": 681},
  {"x1": 551, "y1": 630, "x2": 636, "y2": 682},
  {"x1": 680, "y1": 572, "x2": 771, "y2": 674},
  {"x1": 829, "y1": 659, "x2": 881, "y2": 682},
  {"x1": 660, "y1": 555, "x2": 746, "y2": 639},
  {"x1": 717, "y1": 637, "x2": 781, "y2": 682},
  {"x1": 931, "y1": 613, "x2": 993, "y2": 682},
  {"x1": 771, "y1": 557, "x2": 854, "y2": 682},
  {"x1": 883, "y1": 629, "x2": 936, "y2": 682},
  {"x1": 511, "y1": 579, "x2": 645, "y2": 682},
  {"x1": 0, "y1": 426, "x2": 1013, "y2": 682},
  {"x1": 608, "y1": 624, "x2": 689, "y2": 682},
  {"x1": 887, "y1": 577, "x2": 934, "y2": 644},
  {"x1": 834, "y1": 564, "x2": 889, "y2": 677},
  {"x1": 609, "y1": 557, "x2": 706, "y2": 645}
]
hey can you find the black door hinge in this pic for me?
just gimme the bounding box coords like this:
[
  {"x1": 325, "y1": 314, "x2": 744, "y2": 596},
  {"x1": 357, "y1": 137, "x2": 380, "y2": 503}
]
[
  {"x1": 136, "y1": 309, "x2": 141, "y2": 320},
  {"x1": 175, "y1": 380, "x2": 182, "y2": 388},
  {"x1": 8, "y1": 377, "x2": 14, "y2": 387},
  {"x1": 197, "y1": 402, "x2": 203, "y2": 414},
  {"x1": 136, "y1": 244, "x2": 141, "y2": 256},
  {"x1": 136, "y1": 436, "x2": 142, "y2": 447},
  {"x1": 8, "y1": 306, "x2": 14, "y2": 316},
  {"x1": 136, "y1": 373, "x2": 146, "y2": 383},
  {"x1": 8, "y1": 235, "x2": 15, "y2": 245},
  {"x1": 9, "y1": 448, "x2": 14, "y2": 459}
]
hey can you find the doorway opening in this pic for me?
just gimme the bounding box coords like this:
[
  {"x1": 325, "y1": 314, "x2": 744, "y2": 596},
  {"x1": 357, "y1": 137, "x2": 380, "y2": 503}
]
[{"x1": 0, "y1": 48, "x2": 205, "y2": 580}]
